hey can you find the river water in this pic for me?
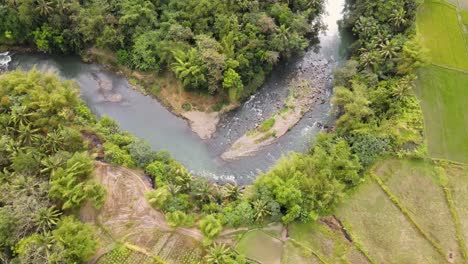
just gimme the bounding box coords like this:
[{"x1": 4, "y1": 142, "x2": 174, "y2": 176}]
[{"x1": 6, "y1": 0, "x2": 348, "y2": 184}]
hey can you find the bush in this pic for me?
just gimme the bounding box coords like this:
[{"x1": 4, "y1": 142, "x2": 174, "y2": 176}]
[
  {"x1": 127, "y1": 139, "x2": 156, "y2": 168},
  {"x1": 199, "y1": 214, "x2": 222, "y2": 243},
  {"x1": 103, "y1": 142, "x2": 135, "y2": 167},
  {"x1": 348, "y1": 132, "x2": 391, "y2": 167},
  {"x1": 146, "y1": 161, "x2": 167, "y2": 185},
  {"x1": 222, "y1": 201, "x2": 255, "y2": 227},
  {"x1": 165, "y1": 210, "x2": 194, "y2": 228},
  {"x1": 182, "y1": 102, "x2": 192, "y2": 111}
]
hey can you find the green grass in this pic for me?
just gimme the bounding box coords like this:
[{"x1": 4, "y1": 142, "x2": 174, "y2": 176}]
[
  {"x1": 258, "y1": 117, "x2": 276, "y2": 132},
  {"x1": 415, "y1": 65, "x2": 468, "y2": 163},
  {"x1": 417, "y1": 0, "x2": 468, "y2": 70},
  {"x1": 236, "y1": 230, "x2": 283, "y2": 263}
]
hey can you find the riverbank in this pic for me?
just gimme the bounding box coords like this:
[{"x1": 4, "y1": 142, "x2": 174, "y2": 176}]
[
  {"x1": 83, "y1": 48, "x2": 235, "y2": 139},
  {"x1": 222, "y1": 58, "x2": 331, "y2": 160}
]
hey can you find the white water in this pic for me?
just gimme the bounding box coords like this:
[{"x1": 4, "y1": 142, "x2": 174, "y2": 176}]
[{"x1": 0, "y1": 52, "x2": 11, "y2": 68}]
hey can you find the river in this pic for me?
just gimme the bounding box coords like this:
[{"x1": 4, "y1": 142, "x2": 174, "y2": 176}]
[{"x1": 5, "y1": 0, "x2": 349, "y2": 185}]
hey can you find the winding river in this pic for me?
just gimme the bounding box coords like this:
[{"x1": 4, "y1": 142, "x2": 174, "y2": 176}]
[{"x1": 4, "y1": 0, "x2": 349, "y2": 184}]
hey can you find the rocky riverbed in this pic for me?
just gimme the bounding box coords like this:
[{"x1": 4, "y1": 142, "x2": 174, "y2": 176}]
[{"x1": 221, "y1": 58, "x2": 331, "y2": 160}]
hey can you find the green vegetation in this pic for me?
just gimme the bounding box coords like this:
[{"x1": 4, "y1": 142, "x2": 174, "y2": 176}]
[
  {"x1": 0, "y1": 0, "x2": 324, "y2": 101},
  {"x1": 416, "y1": 65, "x2": 468, "y2": 163},
  {"x1": 258, "y1": 117, "x2": 276, "y2": 132},
  {"x1": 417, "y1": 0, "x2": 468, "y2": 70},
  {"x1": 414, "y1": 0, "x2": 468, "y2": 163},
  {"x1": 0, "y1": 70, "x2": 106, "y2": 262}
]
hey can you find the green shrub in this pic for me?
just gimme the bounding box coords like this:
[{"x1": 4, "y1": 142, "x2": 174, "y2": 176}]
[
  {"x1": 182, "y1": 102, "x2": 192, "y2": 111},
  {"x1": 103, "y1": 142, "x2": 135, "y2": 167},
  {"x1": 127, "y1": 139, "x2": 156, "y2": 168}
]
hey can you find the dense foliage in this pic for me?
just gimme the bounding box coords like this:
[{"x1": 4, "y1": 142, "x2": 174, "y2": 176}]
[
  {"x1": 0, "y1": 70, "x2": 106, "y2": 262},
  {"x1": 0, "y1": 0, "x2": 324, "y2": 100}
]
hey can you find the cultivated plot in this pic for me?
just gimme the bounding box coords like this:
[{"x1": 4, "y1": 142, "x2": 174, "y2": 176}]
[
  {"x1": 416, "y1": 65, "x2": 468, "y2": 163},
  {"x1": 417, "y1": 1, "x2": 468, "y2": 71}
]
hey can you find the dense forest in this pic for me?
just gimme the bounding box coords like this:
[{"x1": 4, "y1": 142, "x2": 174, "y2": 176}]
[
  {"x1": 0, "y1": 0, "x2": 324, "y2": 100},
  {"x1": 0, "y1": 0, "x2": 428, "y2": 262}
]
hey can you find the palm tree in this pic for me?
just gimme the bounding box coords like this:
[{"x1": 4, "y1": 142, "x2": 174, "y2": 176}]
[
  {"x1": 34, "y1": 206, "x2": 62, "y2": 232},
  {"x1": 166, "y1": 183, "x2": 181, "y2": 195},
  {"x1": 379, "y1": 40, "x2": 399, "y2": 60},
  {"x1": 205, "y1": 243, "x2": 231, "y2": 264},
  {"x1": 252, "y1": 199, "x2": 271, "y2": 222},
  {"x1": 41, "y1": 130, "x2": 64, "y2": 154},
  {"x1": 36, "y1": 0, "x2": 54, "y2": 16},
  {"x1": 10, "y1": 105, "x2": 32, "y2": 127},
  {"x1": 17, "y1": 124, "x2": 40, "y2": 146},
  {"x1": 222, "y1": 183, "x2": 241, "y2": 202},
  {"x1": 392, "y1": 75, "x2": 414, "y2": 102},
  {"x1": 389, "y1": 9, "x2": 406, "y2": 29},
  {"x1": 171, "y1": 49, "x2": 207, "y2": 90},
  {"x1": 276, "y1": 24, "x2": 290, "y2": 43},
  {"x1": 54, "y1": 0, "x2": 69, "y2": 15}
]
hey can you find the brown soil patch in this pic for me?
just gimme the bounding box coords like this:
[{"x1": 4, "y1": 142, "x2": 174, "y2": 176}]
[{"x1": 80, "y1": 162, "x2": 170, "y2": 237}]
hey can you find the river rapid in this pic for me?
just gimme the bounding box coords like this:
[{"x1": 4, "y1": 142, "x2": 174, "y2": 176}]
[{"x1": 5, "y1": 0, "x2": 349, "y2": 185}]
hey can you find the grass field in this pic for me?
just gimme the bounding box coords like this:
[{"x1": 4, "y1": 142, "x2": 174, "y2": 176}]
[
  {"x1": 417, "y1": 0, "x2": 468, "y2": 70},
  {"x1": 415, "y1": 0, "x2": 468, "y2": 164},
  {"x1": 236, "y1": 230, "x2": 283, "y2": 264},
  {"x1": 230, "y1": 160, "x2": 468, "y2": 263},
  {"x1": 415, "y1": 65, "x2": 468, "y2": 163}
]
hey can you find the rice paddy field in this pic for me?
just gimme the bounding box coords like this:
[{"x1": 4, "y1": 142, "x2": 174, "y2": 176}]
[
  {"x1": 415, "y1": 0, "x2": 468, "y2": 164},
  {"x1": 233, "y1": 159, "x2": 468, "y2": 263},
  {"x1": 417, "y1": 0, "x2": 468, "y2": 70},
  {"x1": 415, "y1": 65, "x2": 468, "y2": 163}
]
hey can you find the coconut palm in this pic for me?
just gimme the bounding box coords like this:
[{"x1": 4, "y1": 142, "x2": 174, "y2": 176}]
[
  {"x1": 17, "y1": 124, "x2": 40, "y2": 146},
  {"x1": 389, "y1": 8, "x2": 406, "y2": 29},
  {"x1": 171, "y1": 48, "x2": 207, "y2": 90},
  {"x1": 222, "y1": 183, "x2": 241, "y2": 201},
  {"x1": 379, "y1": 40, "x2": 399, "y2": 59},
  {"x1": 36, "y1": 0, "x2": 53, "y2": 16},
  {"x1": 34, "y1": 206, "x2": 62, "y2": 232},
  {"x1": 252, "y1": 199, "x2": 271, "y2": 222},
  {"x1": 205, "y1": 243, "x2": 231, "y2": 264}
]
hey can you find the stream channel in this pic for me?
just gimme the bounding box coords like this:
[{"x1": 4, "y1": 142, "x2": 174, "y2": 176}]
[{"x1": 3, "y1": 0, "x2": 350, "y2": 185}]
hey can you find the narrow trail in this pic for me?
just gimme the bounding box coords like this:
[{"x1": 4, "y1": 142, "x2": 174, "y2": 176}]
[
  {"x1": 431, "y1": 63, "x2": 468, "y2": 74},
  {"x1": 438, "y1": 166, "x2": 468, "y2": 262}
]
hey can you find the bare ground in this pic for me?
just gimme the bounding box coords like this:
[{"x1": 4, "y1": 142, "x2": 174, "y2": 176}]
[
  {"x1": 182, "y1": 111, "x2": 220, "y2": 139},
  {"x1": 80, "y1": 162, "x2": 208, "y2": 263}
]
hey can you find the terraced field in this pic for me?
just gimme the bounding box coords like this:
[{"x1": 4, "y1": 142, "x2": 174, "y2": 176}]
[
  {"x1": 233, "y1": 160, "x2": 468, "y2": 263},
  {"x1": 416, "y1": 0, "x2": 468, "y2": 163}
]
